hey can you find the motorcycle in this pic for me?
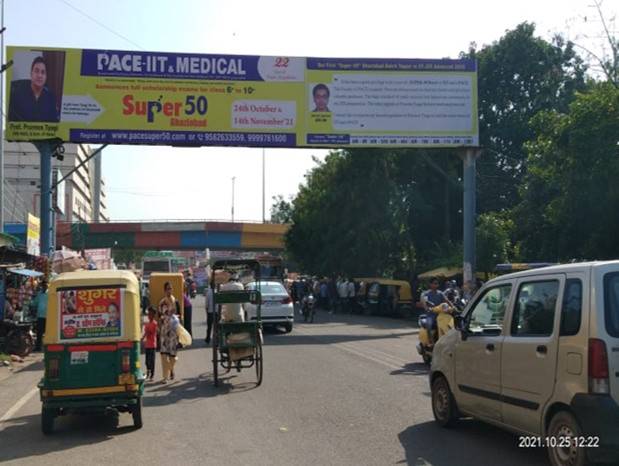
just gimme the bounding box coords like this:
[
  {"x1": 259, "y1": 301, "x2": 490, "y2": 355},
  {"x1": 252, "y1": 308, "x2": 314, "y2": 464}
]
[
  {"x1": 302, "y1": 293, "x2": 316, "y2": 323},
  {"x1": 0, "y1": 320, "x2": 35, "y2": 358},
  {"x1": 417, "y1": 298, "x2": 465, "y2": 365}
]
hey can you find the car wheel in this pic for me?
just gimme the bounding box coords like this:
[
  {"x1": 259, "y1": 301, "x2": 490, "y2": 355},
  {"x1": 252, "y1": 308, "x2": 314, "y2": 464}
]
[
  {"x1": 431, "y1": 376, "x2": 458, "y2": 427},
  {"x1": 284, "y1": 323, "x2": 293, "y2": 333},
  {"x1": 547, "y1": 411, "x2": 587, "y2": 466}
]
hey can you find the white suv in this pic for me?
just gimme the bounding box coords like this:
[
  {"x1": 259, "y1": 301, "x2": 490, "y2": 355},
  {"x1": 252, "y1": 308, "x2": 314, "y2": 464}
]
[{"x1": 430, "y1": 261, "x2": 619, "y2": 466}]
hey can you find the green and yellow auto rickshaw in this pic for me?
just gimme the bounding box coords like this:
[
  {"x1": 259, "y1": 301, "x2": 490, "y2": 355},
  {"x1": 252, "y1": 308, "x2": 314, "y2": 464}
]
[{"x1": 38, "y1": 270, "x2": 145, "y2": 434}]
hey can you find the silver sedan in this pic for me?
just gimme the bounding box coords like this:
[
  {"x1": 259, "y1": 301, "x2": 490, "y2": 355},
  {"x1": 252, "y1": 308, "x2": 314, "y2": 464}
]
[{"x1": 244, "y1": 281, "x2": 294, "y2": 333}]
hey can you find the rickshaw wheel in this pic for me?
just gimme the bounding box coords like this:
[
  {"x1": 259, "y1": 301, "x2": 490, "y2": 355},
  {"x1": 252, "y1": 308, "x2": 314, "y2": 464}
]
[
  {"x1": 255, "y1": 336, "x2": 263, "y2": 386},
  {"x1": 132, "y1": 398, "x2": 143, "y2": 429},
  {"x1": 212, "y1": 333, "x2": 219, "y2": 387},
  {"x1": 41, "y1": 407, "x2": 54, "y2": 435}
]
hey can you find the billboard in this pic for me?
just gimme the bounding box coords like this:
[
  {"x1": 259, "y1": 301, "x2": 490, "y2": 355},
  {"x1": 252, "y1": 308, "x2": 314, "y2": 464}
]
[
  {"x1": 27, "y1": 213, "x2": 40, "y2": 256},
  {"x1": 6, "y1": 46, "x2": 478, "y2": 148},
  {"x1": 58, "y1": 287, "x2": 123, "y2": 341}
]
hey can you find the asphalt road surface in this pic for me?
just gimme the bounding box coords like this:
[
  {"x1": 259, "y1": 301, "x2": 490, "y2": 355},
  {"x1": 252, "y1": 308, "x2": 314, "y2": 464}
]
[{"x1": 0, "y1": 296, "x2": 548, "y2": 466}]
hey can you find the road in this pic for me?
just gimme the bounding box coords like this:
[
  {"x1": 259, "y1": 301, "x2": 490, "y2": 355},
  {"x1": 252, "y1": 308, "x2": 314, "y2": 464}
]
[{"x1": 0, "y1": 296, "x2": 548, "y2": 466}]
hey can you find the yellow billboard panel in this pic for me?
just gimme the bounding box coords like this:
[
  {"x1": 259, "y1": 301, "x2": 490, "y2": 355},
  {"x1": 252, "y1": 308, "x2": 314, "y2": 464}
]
[{"x1": 6, "y1": 47, "x2": 478, "y2": 148}]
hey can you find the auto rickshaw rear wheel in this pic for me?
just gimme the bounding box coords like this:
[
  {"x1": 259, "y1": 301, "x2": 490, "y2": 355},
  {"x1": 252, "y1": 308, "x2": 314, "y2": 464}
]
[
  {"x1": 131, "y1": 398, "x2": 143, "y2": 429},
  {"x1": 41, "y1": 407, "x2": 55, "y2": 435}
]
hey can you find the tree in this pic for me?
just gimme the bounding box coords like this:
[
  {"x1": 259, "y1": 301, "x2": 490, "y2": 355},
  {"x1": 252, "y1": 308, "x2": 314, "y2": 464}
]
[
  {"x1": 464, "y1": 23, "x2": 587, "y2": 213},
  {"x1": 270, "y1": 195, "x2": 293, "y2": 223},
  {"x1": 112, "y1": 249, "x2": 145, "y2": 268},
  {"x1": 476, "y1": 212, "x2": 514, "y2": 276},
  {"x1": 515, "y1": 83, "x2": 619, "y2": 260}
]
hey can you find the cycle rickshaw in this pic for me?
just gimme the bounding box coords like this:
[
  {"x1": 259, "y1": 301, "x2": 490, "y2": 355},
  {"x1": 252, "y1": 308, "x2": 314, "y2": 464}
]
[{"x1": 211, "y1": 259, "x2": 263, "y2": 387}]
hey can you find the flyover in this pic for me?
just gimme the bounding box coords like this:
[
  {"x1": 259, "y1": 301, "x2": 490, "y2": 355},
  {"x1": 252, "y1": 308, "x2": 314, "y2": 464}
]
[{"x1": 5, "y1": 221, "x2": 289, "y2": 251}]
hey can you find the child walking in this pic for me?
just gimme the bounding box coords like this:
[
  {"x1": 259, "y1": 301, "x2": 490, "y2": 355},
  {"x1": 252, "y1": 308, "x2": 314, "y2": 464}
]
[{"x1": 142, "y1": 307, "x2": 158, "y2": 381}]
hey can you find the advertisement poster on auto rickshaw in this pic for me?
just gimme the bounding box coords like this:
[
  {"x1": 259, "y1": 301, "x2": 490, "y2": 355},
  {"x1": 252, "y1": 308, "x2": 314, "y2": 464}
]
[
  {"x1": 5, "y1": 46, "x2": 477, "y2": 148},
  {"x1": 58, "y1": 287, "x2": 124, "y2": 341}
]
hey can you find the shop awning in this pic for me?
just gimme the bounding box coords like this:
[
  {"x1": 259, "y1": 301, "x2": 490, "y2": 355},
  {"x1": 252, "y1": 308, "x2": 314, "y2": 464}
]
[{"x1": 7, "y1": 268, "x2": 44, "y2": 278}]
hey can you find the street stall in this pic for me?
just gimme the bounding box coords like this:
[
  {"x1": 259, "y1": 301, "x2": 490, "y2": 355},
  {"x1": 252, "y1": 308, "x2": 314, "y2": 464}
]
[{"x1": 0, "y1": 246, "x2": 47, "y2": 357}]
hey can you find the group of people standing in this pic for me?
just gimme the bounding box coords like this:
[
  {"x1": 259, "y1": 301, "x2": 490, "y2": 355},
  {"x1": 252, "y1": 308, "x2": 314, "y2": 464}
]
[{"x1": 289, "y1": 276, "x2": 360, "y2": 314}]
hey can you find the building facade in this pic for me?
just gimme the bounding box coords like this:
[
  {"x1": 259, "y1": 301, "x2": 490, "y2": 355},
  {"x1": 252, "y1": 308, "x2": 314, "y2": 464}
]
[{"x1": 3, "y1": 141, "x2": 108, "y2": 223}]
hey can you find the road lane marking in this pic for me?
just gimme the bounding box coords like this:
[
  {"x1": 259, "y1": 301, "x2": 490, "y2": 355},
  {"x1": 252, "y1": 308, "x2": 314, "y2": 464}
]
[
  {"x1": 0, "y1": 386, "x2": 38, "y2": 425},
  {"x1": 335, "y1": 343, "x2": 403, "y2": 371},
  {"x1": 295, "y1": 327, "x2": 411, "y2": 370}
]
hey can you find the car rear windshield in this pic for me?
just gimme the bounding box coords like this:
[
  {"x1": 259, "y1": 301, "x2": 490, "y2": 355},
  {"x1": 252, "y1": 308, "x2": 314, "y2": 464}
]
[
  {"x1": 603, "y1": 272, "x2": 619, "y2": 337},
  {"x1": 246, "y1": 282, "x2": 286, "y2": 295}
]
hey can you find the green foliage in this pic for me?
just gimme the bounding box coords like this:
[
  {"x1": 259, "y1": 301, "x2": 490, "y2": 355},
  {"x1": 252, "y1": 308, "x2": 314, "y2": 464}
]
[
  {"x1": 476, "y1": 212, "x2": 514, "y2": 273},
  {"x1": 112, "y1": 249, "x2": 145, "y2": 267},
  {"x1": 465, "y1": 22, "x2": 586, "y2": 213},
  {"x1": 270, "y1": 195, "x2": 294, "y2": 224},
  {"x1": 515, "y1": 83, "x2": 619, "y2": 260}
]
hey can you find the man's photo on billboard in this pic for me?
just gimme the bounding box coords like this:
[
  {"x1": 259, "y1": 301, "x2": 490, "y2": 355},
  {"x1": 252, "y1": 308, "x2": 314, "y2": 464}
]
[
  {"x1": 311, "y1": 83, "x2": 331, "y2": 113},
  {"x1": 8, "y1": 50, "x2": 66, "y2": 123}
]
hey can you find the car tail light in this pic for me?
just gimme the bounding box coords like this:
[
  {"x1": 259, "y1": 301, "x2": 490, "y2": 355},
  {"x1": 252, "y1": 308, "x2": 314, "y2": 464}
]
[
  {"x1": 281, "y1": 296, "x2": 292, "y2": 304},
  {"x1": 589, "y1": 338, "x2": 610, "y2": 394},
  {"x1": 48, "y1": 358, "x2": 60, "y2": 379},
  {"x1": 121, "y1": 350, "x2": 131, "y2": 373}
]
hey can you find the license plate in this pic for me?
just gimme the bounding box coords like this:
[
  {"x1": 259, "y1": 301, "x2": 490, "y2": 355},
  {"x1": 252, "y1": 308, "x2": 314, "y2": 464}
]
[{"x1": 70, "y1": 351, "x2": 89, "y2": 365}]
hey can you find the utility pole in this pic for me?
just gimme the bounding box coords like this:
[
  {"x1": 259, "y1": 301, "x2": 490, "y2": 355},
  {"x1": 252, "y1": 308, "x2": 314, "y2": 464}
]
[
  {"x1": 0, "y1": 0, "x2": 6, "y2": 231},
  {"x1": 462, "y1": 147, "x2": 481, "y2": 288},
  {"x1": 231, "y1": 176, "x2": 236, "y2": 222},
  {"x1": 262, "y1": 148, "x2": 265, "y2": 223}
]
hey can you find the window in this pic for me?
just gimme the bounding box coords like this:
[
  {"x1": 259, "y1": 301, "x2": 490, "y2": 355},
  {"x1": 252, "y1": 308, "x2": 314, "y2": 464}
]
[
  {"x1": 560, "y1": 279, "x2": 582, "y2": 336},
  {"x1": 466, "y1": 284, "x2": 512, "y2": 334},
  {"x1": 603, "y1": 273, "x2": 619, "y2": 338},
  {"x1": 511, "y1": 280, "x2": 559, "y2": 336},
  {"x1": 246, "y1": 282, "x2": 287, "y2": 295}
]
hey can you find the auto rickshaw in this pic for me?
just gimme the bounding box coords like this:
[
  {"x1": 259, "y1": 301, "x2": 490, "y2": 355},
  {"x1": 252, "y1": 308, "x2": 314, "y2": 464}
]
[
  {"x1": 38, "y1": 270, "x2": 145, "y2": 434},
  {"x1": 149, "y1": 272, "x2": 184, "y2": 322},
  {"x1": 355, "y1": 278, "x2": 413, "y2": 317}
]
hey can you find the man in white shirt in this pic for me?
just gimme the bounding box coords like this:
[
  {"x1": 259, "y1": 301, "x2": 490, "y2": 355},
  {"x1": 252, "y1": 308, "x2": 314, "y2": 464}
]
[
  {"x1": 347, "y1": 279, "x2": 356, "y2": 313},
  {"x1": 337, "y1": 278, "x2": 349, "y2": 313}
]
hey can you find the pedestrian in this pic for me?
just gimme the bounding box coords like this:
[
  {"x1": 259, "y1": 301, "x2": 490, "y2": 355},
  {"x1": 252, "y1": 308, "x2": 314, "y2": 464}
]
[
  {"x1": 33, "y1": 281, "x2": 48, "y2": 351},
  {"x1": 347, "y1": 278, "x2": 356, "y2": 313},
  {"x1": 142, "y1": 306, "x2": 158, "y2": 381},
  {"x1": 204, "y1": 282, "x2": 215, "y2": 344},
  {"x1": 183, "y1": 286, "x2": 193, "y2": 336},
  {"x1": 327, "y1": 277, "x2": 338, "y2": 314},
  {"x1": 159, "y1": 303, "x2": 180, "y2": 383},
  {"x1": 319, "y1": 280, "x2": 328, "y2": 310},
  {"x1": 338, "y1": 277, "x2": 349, "y2": 313}
]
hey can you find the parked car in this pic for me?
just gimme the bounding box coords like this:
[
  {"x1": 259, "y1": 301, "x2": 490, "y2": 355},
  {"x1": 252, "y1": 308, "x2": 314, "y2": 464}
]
[
  {"x1": 244, "y1": 281, "x2": 294, "y2": 333},
  {"x1": 430, "y1": 261, "x2": 619, "y2": 466}
]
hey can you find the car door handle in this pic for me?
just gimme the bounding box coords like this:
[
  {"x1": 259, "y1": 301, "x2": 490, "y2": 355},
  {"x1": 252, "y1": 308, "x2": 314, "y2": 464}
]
[
  {"x1": 536, "y1": 345, "x2": 547, "y2": 354},
  {"x1": 486, "y1": 343, "x2": 495, "y2": 351}
]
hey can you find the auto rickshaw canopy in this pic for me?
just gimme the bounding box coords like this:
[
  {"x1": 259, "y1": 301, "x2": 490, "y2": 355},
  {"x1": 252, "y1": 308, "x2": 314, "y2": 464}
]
[
  {"x1": 355, "y1": 278, "x2": 413, "y2": 303},
  {"x1": 149, "y1": 272, "x2": 185, "y2": 319}
]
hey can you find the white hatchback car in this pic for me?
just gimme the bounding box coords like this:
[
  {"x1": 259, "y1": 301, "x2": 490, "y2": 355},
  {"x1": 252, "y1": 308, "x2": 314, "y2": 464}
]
[
  {"x1": 430, "y1": 261, "x2": 619, "y2": 466},
  {"x1": 244, "y1": 281, "x2": 294, "y2": 333}
]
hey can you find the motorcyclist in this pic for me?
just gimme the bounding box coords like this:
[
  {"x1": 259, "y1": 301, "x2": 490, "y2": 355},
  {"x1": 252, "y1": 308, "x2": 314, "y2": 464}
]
[
  {"x1": 444, "y1": 280, "x2": 460, "y2": 304},
  {"x1": 421, "y1": 277, "x2": 448, "y2": 345}
]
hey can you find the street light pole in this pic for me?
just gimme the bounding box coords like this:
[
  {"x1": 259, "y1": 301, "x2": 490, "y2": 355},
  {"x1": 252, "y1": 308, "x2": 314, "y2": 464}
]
[
  {"x1": 231, "y1": 176, "x2": 236, "y2": 222},
  {"x1": 262, "y1": 148, "x2": 265, "y2": 223}
]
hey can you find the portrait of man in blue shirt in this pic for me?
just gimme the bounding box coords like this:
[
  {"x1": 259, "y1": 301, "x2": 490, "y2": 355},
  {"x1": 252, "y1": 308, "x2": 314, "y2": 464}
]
[{"x1": 8, "y1": 56, "x2": 60, "y2": 123}]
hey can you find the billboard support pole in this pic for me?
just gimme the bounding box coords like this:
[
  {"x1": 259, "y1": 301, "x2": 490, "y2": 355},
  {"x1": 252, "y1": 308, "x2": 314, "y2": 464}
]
[
  {"x1": 462, "y1": 147, "x2": 480, "y2": 290},
  {"x1": 33, "y1": 140, "x2": 56, "y2": 256}
]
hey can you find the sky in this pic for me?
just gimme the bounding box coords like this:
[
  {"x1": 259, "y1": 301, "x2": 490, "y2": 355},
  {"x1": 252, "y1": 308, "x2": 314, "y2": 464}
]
[{"x1": 5, "y1": 0, "x2": 616, "y2": 221}]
